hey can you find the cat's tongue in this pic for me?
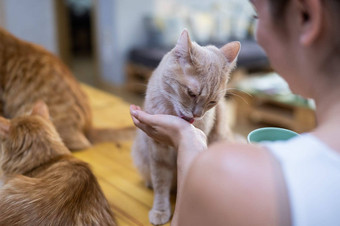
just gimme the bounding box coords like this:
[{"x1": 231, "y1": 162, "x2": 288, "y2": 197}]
[{"x1": 181, "y1": 116, "x2": 195, "y2": 124}]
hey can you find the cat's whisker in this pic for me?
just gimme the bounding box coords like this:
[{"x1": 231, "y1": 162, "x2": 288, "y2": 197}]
[
  {"x1": 226, "y1": 88, "x2": 253, "y2": 97},
  {"x1": 217, "y1": 89, "x2": 229, "y2": 95},
  {"x1": 226, "y1": 91, "x2": 251, "y2": 105}
]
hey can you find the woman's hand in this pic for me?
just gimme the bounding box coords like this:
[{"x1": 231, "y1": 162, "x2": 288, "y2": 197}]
[
  {"x1": 130, "y1": 104, "x2": 207, "y2": 205},
  {"x1": 130, "y1": 105, "x2": 206, "y2": 148}
]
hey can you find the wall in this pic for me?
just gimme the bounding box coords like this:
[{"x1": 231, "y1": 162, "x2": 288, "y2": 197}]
[
  {"x1": 94, "y1": 0, "x2": 153, "y2": 85},
  {"x1": 0, "y1": 0, "x2": 58, "y2": 54},
  {"x1": 0, "y1": 0, "x2": 5, "y2": 27}
]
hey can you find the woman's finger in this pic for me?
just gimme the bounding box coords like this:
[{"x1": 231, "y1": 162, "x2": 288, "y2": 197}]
[
  {"x1": 130, "y1": 105, "x2": 145, "y2": 124},
  {"x1": 131, "y1": 109, "x2": 156, "y2": 126},
  {"x1": 131, "y1": 114, "x2": 154, "y2": 134},
  {"x1": 131, "y1": 114, "x2": 140, "y2": 125},
  {"x1": 130, "y1": 104, "x2": 141, "y2": 111},
  {"x1": 130, "y1": 106, "x2": 140, "y2": 124},
  {"x1": 130, "y1": 106, "x2": 159, "y2": 135}
]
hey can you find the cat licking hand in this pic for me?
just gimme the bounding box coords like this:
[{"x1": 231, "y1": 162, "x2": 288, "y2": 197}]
[{"x1": 132, "y1": 29, "x2": 241, "y2": 225}]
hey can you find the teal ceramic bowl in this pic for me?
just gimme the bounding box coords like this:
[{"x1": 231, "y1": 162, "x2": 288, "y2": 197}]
[{"x1": 247, "y1": 127, "x2": 299, "y2": 143}]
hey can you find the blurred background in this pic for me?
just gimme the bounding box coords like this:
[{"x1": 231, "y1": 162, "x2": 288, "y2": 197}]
[{"x1": 0, "y1": 0, "x2": 316, "y2": 136}]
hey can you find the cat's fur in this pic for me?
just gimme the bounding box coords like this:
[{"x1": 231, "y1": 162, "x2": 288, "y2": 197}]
[
  {"x1": 132, "y1": 30, "x2": 241, "y2": 225},
  {"x1": 0, "y1": 28, "x2": 134, "y2": 150},
  {"x1": 0, "y1": 101, "x2": 116, "y2": 225}
]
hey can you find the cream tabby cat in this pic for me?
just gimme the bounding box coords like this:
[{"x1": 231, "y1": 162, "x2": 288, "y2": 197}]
[
  {"x1": 0, "y1": 101, "x2": 116, "y2": 225},
  {"x1": 132, "y1": 30, "x2": 241, "y2": 225}
]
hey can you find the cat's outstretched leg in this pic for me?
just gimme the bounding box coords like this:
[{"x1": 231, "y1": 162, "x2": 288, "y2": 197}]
[{"x1": 149, "y1": 143, "x2": 176, "y2": 225}]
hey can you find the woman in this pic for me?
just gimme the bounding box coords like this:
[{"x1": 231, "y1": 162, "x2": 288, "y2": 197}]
[{"x1": 130, "y1": 0, "x2": 340, "y2": 225}]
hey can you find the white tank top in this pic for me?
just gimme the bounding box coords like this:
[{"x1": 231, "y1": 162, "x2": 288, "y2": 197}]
[{"x1": 263, "y1": 134, "x2": 340, "y2": 226}]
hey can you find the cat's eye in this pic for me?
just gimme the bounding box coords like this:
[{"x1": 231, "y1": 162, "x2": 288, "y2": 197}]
[
  {"x1": 187, "y1": 89, "x2": 197, "y2": 98},
  {"x1": 209, "y1": 101, "x2": 217, "y2": 105}
]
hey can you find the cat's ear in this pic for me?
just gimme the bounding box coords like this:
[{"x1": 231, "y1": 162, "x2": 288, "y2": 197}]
[
  {"x1": 174, "y1": 29, "x2": 192, "y2": 61},
  {"x1": 0, "y1": 117, "x2": 10, "y2": 137},
  {"x1": 220, "y1": 41, "x2": 241, "y2": 64},
  {"x1": 32, "y1": 101, "x2": 50, "y2": 119}
]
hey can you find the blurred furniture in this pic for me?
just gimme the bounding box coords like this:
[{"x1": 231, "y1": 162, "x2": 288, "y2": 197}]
[
  {"x1": 126, "y1": 39, "x2": 269, "y2": 94},
  {"x1": 233, "y1": 74, "x2": 316, "y2": 133},
  {"x1": 75, "y1": 84, "x2": 174, "y2": 226},
  {"x1": 234, "y1": 92, "x2": 316, "y2": 133}
]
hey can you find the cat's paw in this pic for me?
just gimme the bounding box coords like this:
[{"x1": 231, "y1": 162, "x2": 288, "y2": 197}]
[{"x1": 149, "y1": 208, "x2": 171, "y2": 225}]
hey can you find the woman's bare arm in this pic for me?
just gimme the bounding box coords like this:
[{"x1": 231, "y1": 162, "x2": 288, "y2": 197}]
[
  {"x1": 173, "y1": 141, "x2": 290, "y2": 226},
  {"x1": 129, "y1": 106, "x2": 290, "y2": 226}
]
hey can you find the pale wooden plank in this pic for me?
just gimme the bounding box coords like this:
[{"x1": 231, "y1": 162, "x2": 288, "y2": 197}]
[
  {"x1": 98, "y1": 179, "x2": 146, "y2": 226},
  {"x1": 81, "y1": 84, "x2": 127, "y2": 107},
  {"x1": 81, "y1": 84, "x2": 134, "y2": 128},
  {"x1": 74, "y1": 144, "x2": 138, "y2": 176}
]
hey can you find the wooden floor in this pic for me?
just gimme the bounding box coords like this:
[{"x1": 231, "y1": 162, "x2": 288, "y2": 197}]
[{"x1": 74, "y1": 85, "x2": 174, "y2": 226}]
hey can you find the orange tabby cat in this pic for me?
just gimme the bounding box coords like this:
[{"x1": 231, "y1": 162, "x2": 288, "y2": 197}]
[
  {"x1": 0, "y1": 101, "x2": 116, "y2": 225},
  {"x1": 0, "y1": 28, "x2": 134, "y2": 150},
  {"x1": 132, "y1": 30, "x2": 241, "y2": 225}
]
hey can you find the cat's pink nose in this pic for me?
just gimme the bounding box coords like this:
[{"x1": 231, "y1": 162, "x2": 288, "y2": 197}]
[{"x1": 193, "y1": 109, "x2": 203, "y2": 118}]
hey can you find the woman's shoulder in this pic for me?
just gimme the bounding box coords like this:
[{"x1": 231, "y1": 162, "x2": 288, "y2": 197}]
[
  {"x1": 200, "y1": 141, "x2": 272, "y2": 173},
  {"x1": 177, "y1": 141, "x2": 286, "y2": 226},
  {"x1": 194, "y1": 141, "x2": 277, "y2": 200}
]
